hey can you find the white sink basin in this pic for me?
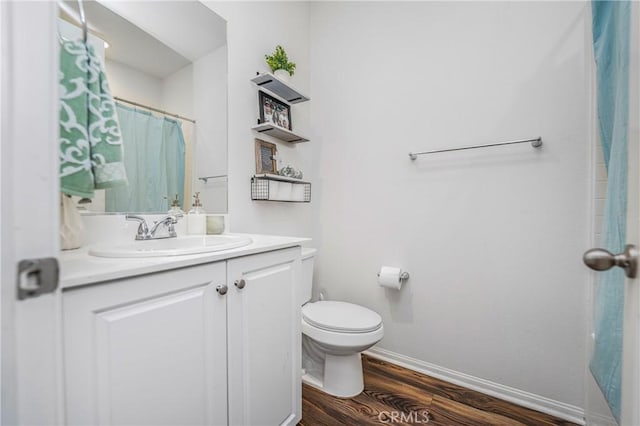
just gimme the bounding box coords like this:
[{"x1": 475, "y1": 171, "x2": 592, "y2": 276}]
[{"x1": 89, "y1": 234, "x2": 253, "y2": 258}]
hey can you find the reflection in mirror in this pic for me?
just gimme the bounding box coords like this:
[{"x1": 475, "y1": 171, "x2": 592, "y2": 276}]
[{"x1": 58, "y1": 0, "x2": 228, "y2": 214}]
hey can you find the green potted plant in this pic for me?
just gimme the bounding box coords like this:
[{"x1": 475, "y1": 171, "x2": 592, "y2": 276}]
[{"x1": 265, "y1": 45, "x2": 296, "y2": 83}]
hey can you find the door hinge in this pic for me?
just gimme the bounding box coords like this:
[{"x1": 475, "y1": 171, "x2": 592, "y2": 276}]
[{"x1": 17, "y1": 257, "x2": 59, "y2": 300}]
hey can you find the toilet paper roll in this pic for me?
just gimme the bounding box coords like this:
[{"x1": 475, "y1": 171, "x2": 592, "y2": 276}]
[{"x1": 378, "y1": 266, "x2": 403, "y2": 290}]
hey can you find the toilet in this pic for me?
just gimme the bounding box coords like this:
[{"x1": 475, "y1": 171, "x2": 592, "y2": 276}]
[{"x1": 300, "y1": 248, "x2": 384, "y2": 398}]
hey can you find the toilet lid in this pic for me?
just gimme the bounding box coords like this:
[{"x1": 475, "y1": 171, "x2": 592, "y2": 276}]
[{"x1": 302, "y1": 301, "x2": 382, "y2": 333}]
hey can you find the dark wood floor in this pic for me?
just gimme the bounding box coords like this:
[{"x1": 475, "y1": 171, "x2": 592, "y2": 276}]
[{"x1": 300, "y1": 355, "x2": 578, "y2": 426}]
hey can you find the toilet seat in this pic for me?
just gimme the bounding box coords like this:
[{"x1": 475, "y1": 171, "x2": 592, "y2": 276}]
[{"x1": 302, "y1": 301, "x2": 382, "y2": 333}]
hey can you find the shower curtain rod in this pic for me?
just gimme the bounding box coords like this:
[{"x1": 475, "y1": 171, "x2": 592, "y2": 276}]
[{"x1": 114, "y1": 97, "x2": 196, "y2": 124}]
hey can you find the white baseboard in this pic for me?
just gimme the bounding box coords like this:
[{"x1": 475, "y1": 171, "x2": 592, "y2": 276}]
[
  {"x1": 364, "y1": 347, "x2": 585, "y2": 425},
  {"x1": 585, "y1": 412, "x2": 617, "y2": 426}
]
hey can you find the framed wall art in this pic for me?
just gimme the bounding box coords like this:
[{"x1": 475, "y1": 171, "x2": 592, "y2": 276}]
[
  {"x1": 255, "y1": 139, "x2": 278, "y2": 174},
  {"x1": 258, "y1": 91, "x2": 292, "y2": 130}
]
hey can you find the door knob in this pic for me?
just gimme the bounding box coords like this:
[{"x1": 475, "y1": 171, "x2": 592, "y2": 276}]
[
  {"x1": 234, "y1": 279, "x2": 246, "y2": 289},
  {"x1": 583, "y1": 244, "x2": 638, "y2": 279},
  {"x1": 216, "y1": 284, "x2": 228, "y2": 295}
]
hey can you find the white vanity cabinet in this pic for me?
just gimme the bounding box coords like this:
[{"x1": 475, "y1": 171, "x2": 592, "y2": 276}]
[
  {"x1": 61, "y1": 247, "x2": 301, "y2": 426},
  {"x1": 62, "y1": 262, "x2": 228, "y2": 426},
  {"x1": 227, "y1": 248, "x2": 301, "y2": 426}
]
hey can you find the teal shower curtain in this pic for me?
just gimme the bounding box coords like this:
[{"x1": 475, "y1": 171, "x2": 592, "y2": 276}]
[
  {"x1": 106, "y1": 103, "x2": 185, "y2": 212},
  {"x1": 590, "y1": 1, "x2": 630, "y2": 421}
]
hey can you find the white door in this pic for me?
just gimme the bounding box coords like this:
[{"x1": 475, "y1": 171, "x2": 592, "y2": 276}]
[
  {"x1": 62, "y1": 263, "x2": 228, "y2": 426},
  {"x1": 1, "y1": 2, "x2": 61, "y2": 425},
  {"x1": 227, "y1": 248, "x2": 301, "y2": 426},
  {"x1": 584, "y1": 3, "x2": 640, "y2": 425},
  {"x1": 621, "y1": 7, "x2": 640, "y2": 424}
]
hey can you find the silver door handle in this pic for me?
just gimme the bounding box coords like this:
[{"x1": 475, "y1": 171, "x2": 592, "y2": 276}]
[
  {"x1": 216, "y1": 284, "x2": 228, "y2": 295},
  {"x1": 583, "y1": 244, "x2": 638, "y2": 279},
  {"x1": 234, "y1": 279, "x2": 246, "y2": 289},
  {"x1": 17, "y1": 257, "x2": 59, "y2": 300}
]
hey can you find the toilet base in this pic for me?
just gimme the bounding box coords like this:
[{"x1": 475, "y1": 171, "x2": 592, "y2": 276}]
[{"x1": 302, "y1": 353, "x2": 364, "y2": 398}]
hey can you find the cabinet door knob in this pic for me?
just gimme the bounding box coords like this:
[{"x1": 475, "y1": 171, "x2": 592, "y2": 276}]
[
  {"x1": 234, "y1": 279, "x2": 246, "y2": 289},
  {"x1": 216, "y1": 284, "x2": 228, "y2": 295}
]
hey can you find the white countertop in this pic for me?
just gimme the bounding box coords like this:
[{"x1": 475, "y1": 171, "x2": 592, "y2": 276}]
[{"x1": 59, "y1": 234, "x2": 310, "y2": 289}]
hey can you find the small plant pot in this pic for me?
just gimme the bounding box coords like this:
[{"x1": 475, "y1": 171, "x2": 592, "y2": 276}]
[{"x1": 274, "y1": 69, "x2": 291, "y2": 83}]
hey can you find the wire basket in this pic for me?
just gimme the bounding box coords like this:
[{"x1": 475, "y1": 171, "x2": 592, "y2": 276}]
[{"x1": 251, "y1": 175, "x2": 311, "y2": 203}]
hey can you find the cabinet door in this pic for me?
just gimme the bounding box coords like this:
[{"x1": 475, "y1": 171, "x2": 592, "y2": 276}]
[
  {"x1": 63, "y1": 263, "x2": 227, "y2": 426},
  {"x1": 227, "y1": 248, "x2": 301, "y2": 426}
]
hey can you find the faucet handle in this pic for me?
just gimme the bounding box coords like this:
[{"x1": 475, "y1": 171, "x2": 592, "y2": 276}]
[
  {"x1": 169, "y1": 213, "x2": 183, "y2": 223},
  {"x1": 125, "y1": 214, "x2": 149, "y2": 240},
  {"x1": 165, "y1": 214, "x2": 183, "y2": 237}
]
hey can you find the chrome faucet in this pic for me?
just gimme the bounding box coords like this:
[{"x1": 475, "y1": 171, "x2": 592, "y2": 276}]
[
  {"x1": 149, "y1": 215, "x2": 182, "y2": 238},
  {"x1": 125, "y1": 214, "x2": 183, "y2": 240}
]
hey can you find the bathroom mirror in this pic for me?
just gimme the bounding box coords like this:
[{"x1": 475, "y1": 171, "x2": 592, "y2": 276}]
[{"x1": 59, "y1": 0, "x2": 228, "y2": 214}]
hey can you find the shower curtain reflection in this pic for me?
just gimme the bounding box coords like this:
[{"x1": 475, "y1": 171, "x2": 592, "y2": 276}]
[{"x1": 106, "y1": 103, "x2": 186, "y2": 213}]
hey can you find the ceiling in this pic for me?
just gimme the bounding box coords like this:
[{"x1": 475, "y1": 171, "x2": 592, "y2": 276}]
[{"x1": 60, "y1": 1, "x2": 226, "y2": 79}]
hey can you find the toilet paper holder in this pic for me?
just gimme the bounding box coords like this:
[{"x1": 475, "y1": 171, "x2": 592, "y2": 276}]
[{"x1": 377, "y1": 270, "x2": 410, "y2": 282}]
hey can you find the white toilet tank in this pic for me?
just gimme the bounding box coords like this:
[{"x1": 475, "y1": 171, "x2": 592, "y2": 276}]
[{"x1": 300, "y1": 248, "x2": 317, "y2": 305}]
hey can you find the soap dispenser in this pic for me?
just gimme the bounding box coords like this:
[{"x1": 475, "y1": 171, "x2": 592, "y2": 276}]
[
  {"x1": 187, "y1": 192, "x2": 206, "y2": 235},
  {"x1": 166, "y1": 194, "x2": 185, "y2": 217}
]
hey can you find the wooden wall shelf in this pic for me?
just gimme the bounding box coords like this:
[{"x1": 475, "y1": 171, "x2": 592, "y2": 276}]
[
  {"x1": 252, "y1": 123, "x2": 309, "y2": 143},
  {"x1": 251, "y1": 73, "x2": 310, "y2": 104}
]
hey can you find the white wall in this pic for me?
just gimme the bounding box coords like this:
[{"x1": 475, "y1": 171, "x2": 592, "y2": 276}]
[
  {"x1": 204, "y1": 2, "x2": 312, "y2": 236},
  {"x1": 106, "y1": 60, "x2": 163, "y2": 108},
  {"x1": 310, "y1": 1, "x2": 590, "y2": 411},
  {"x1": 161, "y1": 63, "x2": 194, "y2": 117},
  {"x1": 106, "y1": 59, "x2": 195, "y2": 120},
  {"x1": 192, "y1": 46, "x2": 228, "y2": 213},
  {"x1": 161, "y1": 62, "x2": 197, "y2": 211}
]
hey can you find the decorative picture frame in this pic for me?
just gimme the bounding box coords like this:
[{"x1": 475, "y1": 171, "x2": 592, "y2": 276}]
[
  {"x1": 258, "y1": 91, "x2": 292, "y2": 130},
  {"x1": 255, "y1": 139, "x2": 278, "y2": 174}
]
